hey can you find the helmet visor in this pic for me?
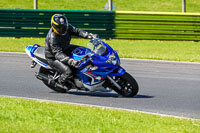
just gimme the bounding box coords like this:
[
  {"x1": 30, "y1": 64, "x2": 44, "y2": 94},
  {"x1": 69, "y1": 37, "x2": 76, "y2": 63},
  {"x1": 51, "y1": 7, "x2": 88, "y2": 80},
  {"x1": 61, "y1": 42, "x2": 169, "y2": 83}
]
[
  {"x1": 59, "y1": 25, "x2": 68, "y2": 35},
  {"x1": 53, "y1": 23, "x2": 68, "y2": 35}
]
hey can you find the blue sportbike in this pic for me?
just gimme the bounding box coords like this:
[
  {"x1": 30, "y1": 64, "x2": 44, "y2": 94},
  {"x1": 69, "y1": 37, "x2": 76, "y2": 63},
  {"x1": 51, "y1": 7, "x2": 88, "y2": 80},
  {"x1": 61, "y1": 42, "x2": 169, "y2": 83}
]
[{"x1": 25, "y1": 38, "x2": 139, "y2": 97}]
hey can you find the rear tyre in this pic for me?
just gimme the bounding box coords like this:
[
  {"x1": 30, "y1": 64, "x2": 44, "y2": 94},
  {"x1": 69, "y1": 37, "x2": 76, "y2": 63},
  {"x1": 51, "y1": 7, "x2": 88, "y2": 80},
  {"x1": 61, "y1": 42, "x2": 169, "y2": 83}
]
[
  {"x1": 39, "y1": 67, "x2": 67, "y2": 93},
  {"x1": 112, "y1": 72, "x2": 139, "y2": 97}
]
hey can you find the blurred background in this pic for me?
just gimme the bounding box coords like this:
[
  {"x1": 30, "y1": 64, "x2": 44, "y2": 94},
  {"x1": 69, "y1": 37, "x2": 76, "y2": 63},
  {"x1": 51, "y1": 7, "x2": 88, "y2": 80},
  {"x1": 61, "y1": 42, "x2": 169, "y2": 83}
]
[{"x1": 0, "y1": 0, "x2": 200, "y2": 13}]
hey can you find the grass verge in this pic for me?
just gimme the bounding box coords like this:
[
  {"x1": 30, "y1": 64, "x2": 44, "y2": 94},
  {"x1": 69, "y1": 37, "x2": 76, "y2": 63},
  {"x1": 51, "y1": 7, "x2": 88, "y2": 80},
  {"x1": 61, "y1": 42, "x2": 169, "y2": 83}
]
[
  {"x1": 0, "y1": 96, "x2": 199, "y2": 133},
  {"x1": 1, "y1": 0, "x2": 200, "y2": 12},
  {"x1": 0, "y1": 37, "x2": 200, "y2": 62}
]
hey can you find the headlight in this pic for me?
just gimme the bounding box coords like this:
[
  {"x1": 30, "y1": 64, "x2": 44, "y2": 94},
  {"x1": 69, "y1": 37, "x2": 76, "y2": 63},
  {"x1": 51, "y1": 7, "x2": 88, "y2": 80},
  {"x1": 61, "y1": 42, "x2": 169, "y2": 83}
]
[{"x1": 106, "y1": 52, "x2": 119, "y2": 65}]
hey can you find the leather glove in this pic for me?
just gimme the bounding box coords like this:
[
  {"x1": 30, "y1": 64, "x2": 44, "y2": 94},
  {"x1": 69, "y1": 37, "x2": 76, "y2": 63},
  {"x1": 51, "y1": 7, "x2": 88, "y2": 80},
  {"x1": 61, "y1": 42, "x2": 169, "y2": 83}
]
[
  {"x1": 88, "y1": 33, "x2": 99, "y2": 39},
  {"x1": 80, "y1": 55, "x2": 90, "y2": 62},
  {"x1": 67, "y1": 58, "x2": 80, "y2": 68}
]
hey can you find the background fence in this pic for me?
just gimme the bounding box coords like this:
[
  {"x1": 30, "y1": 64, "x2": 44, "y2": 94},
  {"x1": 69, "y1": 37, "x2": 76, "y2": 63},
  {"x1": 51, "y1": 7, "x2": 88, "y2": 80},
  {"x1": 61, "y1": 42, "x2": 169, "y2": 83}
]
[
  {"x1": 115, "y1": 11, "x2": 200, "y2": 41},
  {"x1": 1, "y1": 9, "x2": 200, "y2": 41},
  {"x1": 0, "y1": 9, "x2": 115, "y2": 39}
]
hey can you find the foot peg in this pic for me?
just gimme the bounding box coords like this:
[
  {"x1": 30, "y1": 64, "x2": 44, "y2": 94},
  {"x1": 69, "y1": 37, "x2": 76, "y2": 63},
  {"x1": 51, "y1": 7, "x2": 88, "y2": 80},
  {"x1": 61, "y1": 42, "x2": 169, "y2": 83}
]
[{"x1": 30, "y1": 60, "x2": 37, "y2": 68}]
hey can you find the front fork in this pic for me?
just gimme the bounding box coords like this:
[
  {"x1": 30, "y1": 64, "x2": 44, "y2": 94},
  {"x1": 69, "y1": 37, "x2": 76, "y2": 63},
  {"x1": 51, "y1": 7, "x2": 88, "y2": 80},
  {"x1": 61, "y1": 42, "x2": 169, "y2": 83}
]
[
  {"x1": 106, "y1": 66, "x2": 126, "y2": 90},
  {"x1": 107, "y1": 76, "x2": 121, "y2": 90}
]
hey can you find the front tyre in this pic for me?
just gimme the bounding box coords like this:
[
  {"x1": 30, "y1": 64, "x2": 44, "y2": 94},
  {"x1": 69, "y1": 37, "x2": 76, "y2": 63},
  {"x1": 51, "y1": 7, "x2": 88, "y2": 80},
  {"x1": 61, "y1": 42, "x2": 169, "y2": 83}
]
[{"x1": 112, "y1": 72, "x2": 139, "y2": 97}]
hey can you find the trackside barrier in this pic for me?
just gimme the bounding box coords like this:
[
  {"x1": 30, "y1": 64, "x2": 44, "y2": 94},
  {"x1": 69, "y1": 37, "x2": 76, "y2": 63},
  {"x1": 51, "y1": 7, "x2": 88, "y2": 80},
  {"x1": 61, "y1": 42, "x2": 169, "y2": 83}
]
[
  {"x1": 1, "y1": 9, "x2": 200, "y2": 41},
  {"x1": 115, "y1": 11, "x2": 200, "y2": 41},
  {"x1": 0, "y1": 9, "x2": 115, "y2": 39}
]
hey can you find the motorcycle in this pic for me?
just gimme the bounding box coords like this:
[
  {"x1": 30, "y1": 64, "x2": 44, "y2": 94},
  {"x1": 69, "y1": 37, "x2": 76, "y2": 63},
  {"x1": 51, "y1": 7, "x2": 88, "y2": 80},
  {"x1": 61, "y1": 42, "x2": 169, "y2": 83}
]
[{"x1": 25, "y1": 38, "x2": 139, "y2": 97}]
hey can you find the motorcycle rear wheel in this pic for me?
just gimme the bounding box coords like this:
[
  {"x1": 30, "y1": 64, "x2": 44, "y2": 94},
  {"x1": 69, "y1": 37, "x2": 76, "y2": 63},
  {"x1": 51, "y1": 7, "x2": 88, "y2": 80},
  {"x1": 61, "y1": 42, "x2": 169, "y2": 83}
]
[
  {"x1": 112, "y1": 72, "x2": 139, "y2": 97},
  {"x1": 39, "y1": 67, "x2": 67, "y2": 93}
]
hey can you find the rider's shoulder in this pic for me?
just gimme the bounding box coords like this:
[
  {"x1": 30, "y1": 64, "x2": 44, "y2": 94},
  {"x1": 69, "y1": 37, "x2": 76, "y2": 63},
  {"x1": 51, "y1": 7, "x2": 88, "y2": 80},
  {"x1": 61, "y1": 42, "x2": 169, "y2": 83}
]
[
  {"x1": 68, "y1": 23, "x2": 76, "y2": 31},
  {"x1": 49, "y1": 30, "x2": 59, "y2": 44},
  {"x1": 50, "y1": 31, "x2": 58, "y2": 38},
  {"x1": 68, "y1": 23, "x2": 73, "y2": 28}
]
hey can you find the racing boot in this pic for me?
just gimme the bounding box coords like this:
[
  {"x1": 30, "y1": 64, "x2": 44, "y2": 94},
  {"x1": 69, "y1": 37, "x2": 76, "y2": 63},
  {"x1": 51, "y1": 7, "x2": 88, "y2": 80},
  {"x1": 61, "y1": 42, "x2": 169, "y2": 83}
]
[{"x1": 57, "y1": 73, "x2": 73, "y2": 89}]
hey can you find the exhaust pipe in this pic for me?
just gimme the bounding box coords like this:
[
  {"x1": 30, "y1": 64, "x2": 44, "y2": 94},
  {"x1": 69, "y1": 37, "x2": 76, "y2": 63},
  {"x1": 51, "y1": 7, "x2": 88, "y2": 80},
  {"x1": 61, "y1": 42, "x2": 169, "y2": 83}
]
[
  {"x1": 35, "y1": 72, "x2": 56, "y2": 86},
  {"x1": 35, "y1": 72, "x2": 68, "y2": 89}
]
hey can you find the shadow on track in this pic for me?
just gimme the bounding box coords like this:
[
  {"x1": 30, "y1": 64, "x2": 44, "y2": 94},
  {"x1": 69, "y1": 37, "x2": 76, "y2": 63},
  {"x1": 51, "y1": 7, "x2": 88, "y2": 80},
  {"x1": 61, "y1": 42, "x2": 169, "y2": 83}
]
[
  {"x1": 50, "y1": 91, "x2": 154, "y2": 98},
  {"x1": 134, "y1": 94, "x2": 154, "y2": 98}
]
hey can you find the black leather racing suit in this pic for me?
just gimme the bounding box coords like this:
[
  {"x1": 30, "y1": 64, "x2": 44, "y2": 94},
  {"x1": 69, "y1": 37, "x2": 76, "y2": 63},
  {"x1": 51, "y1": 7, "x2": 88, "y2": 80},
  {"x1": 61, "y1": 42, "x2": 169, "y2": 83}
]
[{"x1": 45, "y1": 24, "x2": 92, "y2": 82}]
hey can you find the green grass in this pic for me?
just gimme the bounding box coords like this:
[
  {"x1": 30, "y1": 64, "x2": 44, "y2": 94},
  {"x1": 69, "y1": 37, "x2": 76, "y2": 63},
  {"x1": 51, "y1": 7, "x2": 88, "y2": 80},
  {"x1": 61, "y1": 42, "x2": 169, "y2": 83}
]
[
  {"x1": 0, "y1": 97, "x2": 199, "y2": 133},
  {"x1": 1, "y1": 37, "x2": 200, "y2": 62},
  {"x1": 1, "y1": 0, "x2": 200, "y2": 13}
]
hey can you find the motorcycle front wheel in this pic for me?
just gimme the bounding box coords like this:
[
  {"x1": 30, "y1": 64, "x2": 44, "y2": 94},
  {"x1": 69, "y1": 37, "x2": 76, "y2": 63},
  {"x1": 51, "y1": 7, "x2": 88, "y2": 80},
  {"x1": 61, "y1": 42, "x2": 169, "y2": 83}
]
[{"x1": 112, "y1": 72, "x2": 139, "y2": 97}]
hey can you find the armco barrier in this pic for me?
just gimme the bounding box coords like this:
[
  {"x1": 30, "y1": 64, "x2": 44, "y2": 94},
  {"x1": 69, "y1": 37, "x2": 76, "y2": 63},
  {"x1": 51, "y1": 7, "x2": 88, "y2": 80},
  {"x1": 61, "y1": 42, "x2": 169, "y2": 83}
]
[
  {"x1": 0, "y1": 9, "x2": 115, "y2": 39},
  {"x1": 1, "y1": 9, "x2": 200, "y2": 41},
  {"x1": 115, "y1": 11, "x2": 200, "y2": 41}
]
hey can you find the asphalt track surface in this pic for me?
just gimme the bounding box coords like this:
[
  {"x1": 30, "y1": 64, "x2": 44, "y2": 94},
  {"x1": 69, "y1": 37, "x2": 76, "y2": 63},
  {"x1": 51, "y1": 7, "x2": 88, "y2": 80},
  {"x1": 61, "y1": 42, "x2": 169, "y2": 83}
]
[{"x1": 0, "y1": 52, "x2": 200, "y2": 119}]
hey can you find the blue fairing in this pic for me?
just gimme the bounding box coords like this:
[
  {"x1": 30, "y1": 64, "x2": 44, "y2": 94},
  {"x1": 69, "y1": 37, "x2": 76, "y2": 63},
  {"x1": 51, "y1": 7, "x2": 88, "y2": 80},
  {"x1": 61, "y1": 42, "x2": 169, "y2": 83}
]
[
  {"x1": 101, "y1": 41, "x2": 121, "y2": 65},
  {"x1": 70, "y1": 47, "x2": 91, "y2": 60},
  {"x1": 70, "y1": 39, "x2": 126, "y2": 86},
  {"x1": 108, "y1": 67, "x2": 125, "y2": 77}
]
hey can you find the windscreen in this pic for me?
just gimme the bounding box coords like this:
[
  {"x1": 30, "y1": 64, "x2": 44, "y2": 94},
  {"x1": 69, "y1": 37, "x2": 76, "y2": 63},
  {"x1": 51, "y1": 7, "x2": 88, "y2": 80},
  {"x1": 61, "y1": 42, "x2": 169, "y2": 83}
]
[{"x1": 87, "y1": 39, "x2": 107, "y2": 56}]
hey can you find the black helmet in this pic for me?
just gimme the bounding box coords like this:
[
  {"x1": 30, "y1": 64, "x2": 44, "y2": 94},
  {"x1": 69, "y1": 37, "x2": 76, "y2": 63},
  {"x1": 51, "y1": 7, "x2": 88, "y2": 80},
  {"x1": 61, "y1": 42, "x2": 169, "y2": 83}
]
[{"x1": 51, "y1": 14, "x2": 68, "y2": 36}]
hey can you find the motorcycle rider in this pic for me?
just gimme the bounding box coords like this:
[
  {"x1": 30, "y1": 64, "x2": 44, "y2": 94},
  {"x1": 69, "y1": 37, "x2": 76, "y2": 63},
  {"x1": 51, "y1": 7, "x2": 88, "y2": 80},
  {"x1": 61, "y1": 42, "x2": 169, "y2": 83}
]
[{"x1": 45, "y1": 14, "x2": 98, "y2": 86}]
